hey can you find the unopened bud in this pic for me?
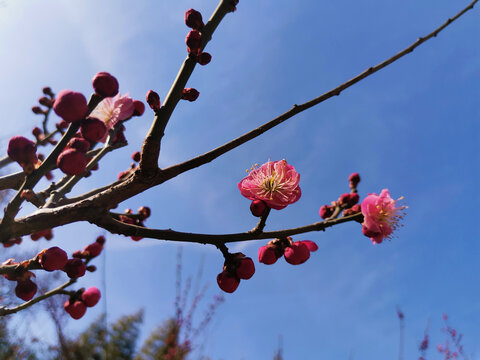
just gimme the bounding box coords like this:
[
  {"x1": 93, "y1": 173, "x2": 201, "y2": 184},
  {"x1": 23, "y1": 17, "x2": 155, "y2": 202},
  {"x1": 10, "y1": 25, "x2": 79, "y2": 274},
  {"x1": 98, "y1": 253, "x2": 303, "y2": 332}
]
[
  {"x1": 181, "y1": 88, "x2": 200, "y2": 102},
  {"x1": 42, "y1": 86, "x2": 54, "y2": 97},
  {"x1": 319, "y1": 205, "x2": 334, "y2": 219},
  {"x1": 92, "y1": 71, "x2": 119, "y2": 97},
  {"x1": 197, "y1": 52, "x2": 212, "y2": 65},
  {"x1": 131, "y1": 151, "x2": 141, "y2": 162},
  {"x1": 348, "y1": 172, "x2": 361, "y2": 187},
  {"x1": 146, "y1": 90, "x2": 161, "y2": 111},
  {"x1": 185, "y1": 9, "x2": 204, "y2": 30},
  {"x1": 185, "y1": 30, "x2": 202, "y2": 53},
  {"x1": 53, "y1": 90, "x2": 88, "y2": 123},
  {"x1": 132, "y1": 100, "x2": 145, "y2": 116},
  {"x1": 32, "y1": 106, "x2": 44, "y2": 115},
  {"x1": 250, "y1": 200, "x2": 267, "y2": 217},
  {"x1": 38, "y1": 96, "x2": 53, "y2": 107}
]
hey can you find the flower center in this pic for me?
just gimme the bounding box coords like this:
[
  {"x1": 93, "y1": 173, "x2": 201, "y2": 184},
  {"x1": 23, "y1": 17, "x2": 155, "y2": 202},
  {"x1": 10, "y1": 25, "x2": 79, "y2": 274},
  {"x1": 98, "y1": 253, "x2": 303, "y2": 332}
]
[{"x1": 261, "y1": 175, "x2": 278, "y2": 195}]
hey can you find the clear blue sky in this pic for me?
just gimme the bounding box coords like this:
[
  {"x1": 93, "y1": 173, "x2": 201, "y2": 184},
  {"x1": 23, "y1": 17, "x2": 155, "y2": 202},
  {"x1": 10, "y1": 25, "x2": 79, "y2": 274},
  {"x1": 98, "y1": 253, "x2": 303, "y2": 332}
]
[{"x1": 1, "y1": 0, "x2": 479, "y2": 359}]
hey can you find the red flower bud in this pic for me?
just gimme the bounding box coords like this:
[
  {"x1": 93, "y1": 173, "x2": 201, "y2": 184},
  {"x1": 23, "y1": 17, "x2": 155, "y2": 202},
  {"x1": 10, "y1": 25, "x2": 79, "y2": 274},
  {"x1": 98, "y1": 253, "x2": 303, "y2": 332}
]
[
  {"x1": 250, "y1": 200, "x2": 267, "y2": 217},
  {"x1": 32, "y1": 127, "x2": 42, "y2": 137},
  {"x1": 197, "y1": 52, "x2": 212, "y2": 65},
  {"x1": 53, "y1": 90, "x2": 88, "y2": 123},
  {"x1": 146, "y1": 90, "x2": 161, "y2": 111},
  {"x1": 83, "y1": 242, "x2": 102, "y2": 257},
  {"x1": 63, "y1": 259, "x2": 86, "y2": 278},
  {"x1": 7, "y1": 136, "x2": 38, "y2": 168},
  {"x1": 217, "y1": 271, "x2": 240, "y2": 293},
  {"x1": 80, "y1": 117, "x2": 107, "y2": 142},
  {"x1": 72, "y1": 250, "x2": 84, "y2": 258},
  {"x1": 348, "y1": 172, "x2": 361, "y2": 187},
  {"x1": 57, "y1": 120, "x2": 69, "y2": 129},
  {"x1": 40, "y1": 246, "x2": 68, "y2": 271},
  {"x1": 96, "y1": 235, "x2": 106, "y2": 245},
  {"x1": 131, "y1": 151, "x2": 141, "y2": 162},
  {"x1": 15, "y1": 279, "x2": 37, "y2": 301},
  {"x1": 57, "y1": 149, "x2": 87, "y2": 175},
  {"x1": 92, "y1": 71, "x2": 119, "y2": 97},
  {"x1": 185, "y1": 30, "x2": 202, "y2": 53},
  {"x1": 42, "y1": 86, "x2": 53, "y2": 96},
  {"x1": 236, "y1": 257, "x2": 255, "y2": 280},
  {"x1": 38, "y1": 96, "x2": 53, "y2": 107},
  {"x1": 299, "y1": 240, "x2": 318, "y2": 252},
  {"x1": 181, "y1": 88, "x2": 199, "y2": 102},
  {"x1": 138, "y1": 206, "x2": 151, "y2": 220},
  {"x1": 319, "y1": 205, "x2": 334, "y2": 219},
  {"x1": 86, "y1": 265, "x2": 97, "y2": 272},
  {"x1": 258, "y1": 245, "x2": 278, "y2": 265},
  {"x1": 132, "y1": 100, "x2": 145, "y2": 116},
  {"x1": 64, "y1": 300, "x2": 87, "y2": 319},
  {"x1": 343, "y1": 204, "x2": 362, "y2": 217},
  {"x1": 284, "y1": 242, "x2": 310, "y2": 265},
  {"x1": 67, "y1": 137, "x2": 90, "y2": 153},
  {"x1": 81, "y1": 287, "x2": 101, "y2": 307},
  {"x1": 31, "y1": 106, "x2": 44, "y2": 115},
  {"x1": 338, "y1": 193, "x2": 359, "y2": 208},
  {"x1": 185, "y1": 9, "x2": 204, "y2": 30}
]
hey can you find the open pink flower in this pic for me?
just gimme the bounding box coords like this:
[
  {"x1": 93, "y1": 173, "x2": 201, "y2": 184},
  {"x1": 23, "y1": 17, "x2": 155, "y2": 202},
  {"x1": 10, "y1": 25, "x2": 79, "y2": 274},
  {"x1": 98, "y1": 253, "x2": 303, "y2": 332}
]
[
  {"x1": 90, "y1": 93, "x2": 134, "y2": 142},
  {"x1": 361, "y1": 189, "x2": 406, "y2": 244},
  {"x1": 238, "y1": 160, "x2": 301, "y2": 210}
]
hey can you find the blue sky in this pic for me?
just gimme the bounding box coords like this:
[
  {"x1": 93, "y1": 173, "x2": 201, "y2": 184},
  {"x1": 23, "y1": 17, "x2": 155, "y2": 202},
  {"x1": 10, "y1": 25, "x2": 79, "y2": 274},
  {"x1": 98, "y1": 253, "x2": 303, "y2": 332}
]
[{"x1": 1, "y1": 0, "x2": 479, "y2": 359}]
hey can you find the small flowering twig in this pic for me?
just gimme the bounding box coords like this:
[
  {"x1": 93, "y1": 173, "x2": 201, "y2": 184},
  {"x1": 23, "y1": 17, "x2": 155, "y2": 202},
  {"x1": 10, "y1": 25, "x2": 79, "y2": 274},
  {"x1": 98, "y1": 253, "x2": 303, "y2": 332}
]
[
  {"x1": 94, "y1": 211, "x2": 363, "y2": 245},
  {"x1": 139, "y1": 0, "x2": 238, "y2": 172},
  {"x1": 1, "y1": 94, "x2": 103, "y2": 223},
  {"x1": 156, "y1": 0, "x2": 479, "y2": 182},
  {"x1": 0, "y1": 278, "x2": 76, "y2": 316}
]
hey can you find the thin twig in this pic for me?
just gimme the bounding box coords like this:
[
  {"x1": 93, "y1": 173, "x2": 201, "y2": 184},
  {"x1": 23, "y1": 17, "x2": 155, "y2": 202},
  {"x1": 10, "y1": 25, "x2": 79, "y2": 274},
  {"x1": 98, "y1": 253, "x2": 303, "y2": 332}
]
[
  {"x1": 139, "y1": 0, "x2": 237, "y2": 172},
  {"x1": 159, "y1": 0, "x2": 479, "y2": 180},
  {"x1": 94, "y1": 212, "x2": 363, "y2": 245},
  {"x1": 0, "y1": 278, "x2": 76, "y2": 316}
]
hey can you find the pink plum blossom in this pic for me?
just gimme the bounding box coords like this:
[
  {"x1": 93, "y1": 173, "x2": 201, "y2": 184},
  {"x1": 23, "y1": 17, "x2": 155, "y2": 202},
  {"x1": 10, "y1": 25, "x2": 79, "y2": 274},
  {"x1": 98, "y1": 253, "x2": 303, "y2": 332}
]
[
  {"x1": 90, "y1": 93, "x2": 134, "y2": 142},
  {"x1": 238, "y1": 160, "x2": 301, "y2": 210},
  {"x1": 361, "y1": 189, "x2": 406, "y2": 244}
]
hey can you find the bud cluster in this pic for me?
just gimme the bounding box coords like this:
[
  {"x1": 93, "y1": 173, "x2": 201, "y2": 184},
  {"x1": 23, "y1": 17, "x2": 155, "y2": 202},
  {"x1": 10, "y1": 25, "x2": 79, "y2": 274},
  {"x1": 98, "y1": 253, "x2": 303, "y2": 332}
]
[
  {"x1": 31, "y1": 86, "x2": 54, "y2": 116},
  {"x1": 1, "y1": 235, "x2": 105, "y2": 305},
  {"x1": 118, "y1": 207, "x2": 152, "y2": 241},
  {"x1": 318, "y1": 172, "x2": 362, "y2": 220},
  {"x1": 258, "y1": 237, "x2": 318, "y2": 266},
  {"x1": 64, "y1": 286, "x2": 101, "y2": 319},
  {"x1": 217, "y1": 253, "x2": 255, "y2": 293}
]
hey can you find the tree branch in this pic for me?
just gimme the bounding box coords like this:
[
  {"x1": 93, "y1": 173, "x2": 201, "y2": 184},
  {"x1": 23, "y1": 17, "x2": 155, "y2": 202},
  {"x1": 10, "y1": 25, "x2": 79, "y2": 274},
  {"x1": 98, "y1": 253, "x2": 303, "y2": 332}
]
[
  {"x1": 139, "y1": 0, "x2": 237, "y2": 172},
  {"x1": 159, "y1": 0, "x2": 478, "y2": 179},
  {"x1": 93, "y1": 212, "x2": 363, "y2": 245},
  {"x1": 0, "y1": 278, "x2": 76, "y2": 316}
]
